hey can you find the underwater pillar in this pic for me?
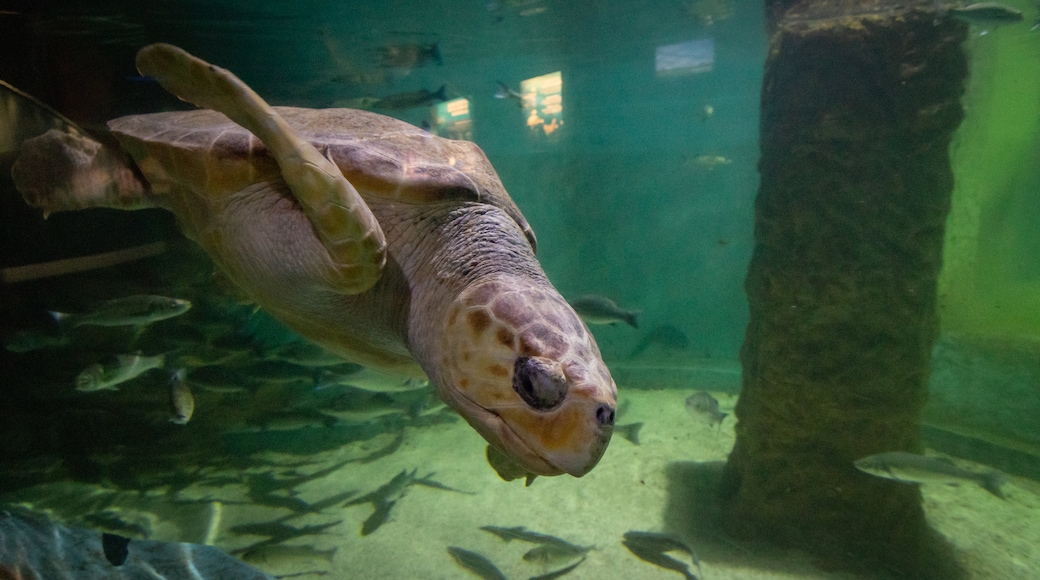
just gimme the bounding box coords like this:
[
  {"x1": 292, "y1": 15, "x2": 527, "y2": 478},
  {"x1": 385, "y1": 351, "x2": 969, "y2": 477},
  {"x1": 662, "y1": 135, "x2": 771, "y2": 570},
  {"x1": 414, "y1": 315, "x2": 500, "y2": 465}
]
[{"x1": 720, "y1": 3, "x2": 968, "y2": 576}]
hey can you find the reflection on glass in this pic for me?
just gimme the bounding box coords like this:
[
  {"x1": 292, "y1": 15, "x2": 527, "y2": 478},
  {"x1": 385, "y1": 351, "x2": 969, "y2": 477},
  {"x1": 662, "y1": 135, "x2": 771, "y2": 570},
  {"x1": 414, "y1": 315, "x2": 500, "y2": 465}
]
[
  {"x1": 431, "y1": 98, "x2": 472, "y2": 140},
  {"x1": 655, "y1": 38, "x2": 715, "y2": 76},
  {"x1": 520, "y1": 71, "x2": 563, "y2": 136}
]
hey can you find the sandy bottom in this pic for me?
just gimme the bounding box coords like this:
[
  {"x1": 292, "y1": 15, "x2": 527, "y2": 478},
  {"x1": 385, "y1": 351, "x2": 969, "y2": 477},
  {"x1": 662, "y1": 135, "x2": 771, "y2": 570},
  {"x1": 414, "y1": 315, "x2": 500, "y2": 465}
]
[{"x1": 8, "y1": 389, "x2": 1040, "y2": 579}]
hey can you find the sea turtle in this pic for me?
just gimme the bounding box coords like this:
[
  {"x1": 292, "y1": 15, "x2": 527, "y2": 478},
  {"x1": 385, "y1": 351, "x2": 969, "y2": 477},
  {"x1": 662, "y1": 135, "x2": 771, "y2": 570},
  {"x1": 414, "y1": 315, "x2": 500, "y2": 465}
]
[{"x1": 11, "y1": 44, "x2": 616, "y2": 480}]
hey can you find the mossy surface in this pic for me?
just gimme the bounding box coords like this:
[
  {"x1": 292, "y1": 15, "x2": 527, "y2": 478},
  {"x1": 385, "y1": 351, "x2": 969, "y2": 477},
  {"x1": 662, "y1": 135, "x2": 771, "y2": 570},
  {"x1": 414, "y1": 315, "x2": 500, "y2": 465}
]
[{"x1": 722, "y1": 6, "x2": 969, "y2": 577}]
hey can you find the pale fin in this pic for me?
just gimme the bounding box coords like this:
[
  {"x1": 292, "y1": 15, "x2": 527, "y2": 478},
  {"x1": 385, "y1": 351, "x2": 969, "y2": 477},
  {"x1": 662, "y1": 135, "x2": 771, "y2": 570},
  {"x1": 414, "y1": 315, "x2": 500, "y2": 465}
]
[{"x1": 135, "y1": 43, "x2": 387, "y2": 294}]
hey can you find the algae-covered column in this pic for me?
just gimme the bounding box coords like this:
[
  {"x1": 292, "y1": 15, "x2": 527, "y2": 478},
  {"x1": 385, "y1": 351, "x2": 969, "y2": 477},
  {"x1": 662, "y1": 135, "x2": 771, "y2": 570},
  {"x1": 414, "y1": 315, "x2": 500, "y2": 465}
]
[{"x1": 720, "y1": 1, "x2": 968, "y2": 575}]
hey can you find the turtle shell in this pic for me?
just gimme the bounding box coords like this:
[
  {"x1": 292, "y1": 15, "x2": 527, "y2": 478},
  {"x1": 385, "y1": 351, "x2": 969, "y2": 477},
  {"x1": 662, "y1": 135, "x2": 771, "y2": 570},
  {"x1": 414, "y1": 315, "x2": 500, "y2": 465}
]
[{"x1": 108, "y1": 106, "x2": 536, "y2": 249}]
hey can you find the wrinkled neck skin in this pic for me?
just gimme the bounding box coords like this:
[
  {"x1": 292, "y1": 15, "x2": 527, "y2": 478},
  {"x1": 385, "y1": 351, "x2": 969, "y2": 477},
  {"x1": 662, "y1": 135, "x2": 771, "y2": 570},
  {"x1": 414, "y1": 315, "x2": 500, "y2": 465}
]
[
  {"x1": 377, "y1": 200, "x2": 548, "y2": 373},
  {"x1": 375, "y1": 199, "x2": 616, "y2": 478}
]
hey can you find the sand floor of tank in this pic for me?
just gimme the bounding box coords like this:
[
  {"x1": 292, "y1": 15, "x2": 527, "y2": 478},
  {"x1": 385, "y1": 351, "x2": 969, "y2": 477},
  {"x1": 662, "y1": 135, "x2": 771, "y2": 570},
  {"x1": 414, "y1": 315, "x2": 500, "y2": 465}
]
[{"x1": 157, "y1": 388, "x2": 1038, "y2": 580}]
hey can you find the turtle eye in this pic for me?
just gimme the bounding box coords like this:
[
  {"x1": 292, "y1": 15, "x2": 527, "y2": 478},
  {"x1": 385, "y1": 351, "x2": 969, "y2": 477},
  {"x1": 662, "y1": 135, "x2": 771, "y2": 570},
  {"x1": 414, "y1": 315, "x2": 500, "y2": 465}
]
[{"x1": 512, "y1": 356, "x2": 568, "y2": 410}]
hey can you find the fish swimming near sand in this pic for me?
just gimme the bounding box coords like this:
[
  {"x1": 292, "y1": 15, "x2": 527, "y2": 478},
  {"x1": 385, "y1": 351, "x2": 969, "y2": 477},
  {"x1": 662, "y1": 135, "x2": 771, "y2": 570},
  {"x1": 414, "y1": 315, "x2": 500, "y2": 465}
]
[
  {"x1": 685, "y1": 391, "x2": 727, "y2": 428},
  {"x1": 530, "y1": 557, "x2": 587, "y2": 580},
  {"x1": 50, "y1": 294, "x2": 190, "y2": 327},
  {"x1": 522, "y1": 540, "x2": 593, "y2": 566},
  {"x1": 447, "y1": 546, "x2": 507, "y2": 580},
  {"x1": 622, "y1": 531, "x2": 702, "y2": 580},
  {"x1": 372, "y1": 85, "x2": 448, "y2": 110},
  {"x1": 568, "y1": 295, "x2": 639, "y2": 328},
  {"x1": 239, "y1": 543, "x2": 337, "y2": 567},
  {"x1": 853, "y1": 451, "x2": 1008, "y2": 499},
  {"x1": 76, "y1": 353, "x2": 165, "y2": 392},
  {"x1": 168, "y1": 368, "x2": 194, "y2": 424}
]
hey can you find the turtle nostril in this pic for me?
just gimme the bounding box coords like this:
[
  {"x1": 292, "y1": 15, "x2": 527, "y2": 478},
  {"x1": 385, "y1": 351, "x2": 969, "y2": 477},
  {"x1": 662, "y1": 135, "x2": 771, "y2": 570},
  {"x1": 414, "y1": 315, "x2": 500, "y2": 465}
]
[{"x1": 595, "y1": 404, "x2": 615, "y2": 427}]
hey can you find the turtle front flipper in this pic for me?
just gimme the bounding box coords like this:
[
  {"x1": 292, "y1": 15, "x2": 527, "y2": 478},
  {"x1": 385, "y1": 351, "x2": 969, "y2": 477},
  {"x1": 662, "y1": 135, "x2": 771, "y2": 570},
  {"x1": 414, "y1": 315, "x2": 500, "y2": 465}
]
[{"x1": 135, "y1": 43, "x2": 386, "y2": 294}]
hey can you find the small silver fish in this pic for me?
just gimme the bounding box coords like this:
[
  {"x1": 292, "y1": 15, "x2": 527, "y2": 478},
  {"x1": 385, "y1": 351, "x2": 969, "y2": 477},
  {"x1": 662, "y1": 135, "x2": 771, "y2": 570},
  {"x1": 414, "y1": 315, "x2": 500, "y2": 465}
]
[
  {"x1": 51, "y1": 294, "x2": 191, "y2": 327},
  {"x1": 522, "y1": 540, "x2": 593, "y2": 565},
  {"x1": 853, "y1": 451, "x2": 1008, "y2": 499},
  {"x1": 685, "y1": 390, "x2": 727, "y2": 428},
  {"x1": 168, "y1": 369, "x2": 194, "y2": 424},
  {"x1": 948, "y1": 2, "x2": 1024, "y2": 24},
  {"x1": 75, "y1": 353, "x2": 165, "y2": 392},
  {"x1": 447, "y1": 546, "x2": 507, "y2": 580},
  {"x1": 494, "y1": 81, "x2": 524, "y2": 107},
  {"x1": 683, "y1": 154, "x2": 732, "y2": 170},
  {"x1": 568, "y1": 295, "x2": 639, "y2": 328},
  {"x1": 373, "y1": 85, "x2": 448, "y2": 110},
  {"x1": 240, "y1": 544, "x2": 337, "y2": 566}
]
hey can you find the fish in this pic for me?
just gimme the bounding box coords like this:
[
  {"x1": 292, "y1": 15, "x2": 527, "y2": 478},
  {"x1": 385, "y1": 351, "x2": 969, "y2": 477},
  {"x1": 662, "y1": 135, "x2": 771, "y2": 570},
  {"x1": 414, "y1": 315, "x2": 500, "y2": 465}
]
[
  {"x1": 50, "y1": 294, "x2": 191, "y2": 327},
  {"x1": 167, "y1": 368, "x2": 194, "y2": 424},
  {"x1": 239, "y1": 544, "x2": 337, "y2": 566},
  {"x1": 317, "y1": 392, "x2": 409, "y2": 425},
  {"x1": 495, "y1": 81, "x2": 524, "y2": 107},
  {"x1": 264, "y1": 341, "x2": 347, "y2": 367},
  {"x1": 853, "y1": 451, "x2": 1008, "y2": 499},
  {"x1": 4, "y1": 327, "x2": 68, "y2": 352},
  {"x1": 230, "y1": 520, "x2": 341, "y2": 544},
  {"x1": 529, "y1": 557, "x2": 586, "y2": 580},
  {"x1": 75, "y1": 353, "x2": 165, "y2": 391},
  {"x1": 315, "y1": 366, "x2": 429, "y2": 393},
  {"x1": 616, "y1": 422, "x2": 643, "y2": 445},
  {"x1": 522, "y1": 540, "x2": 593, "y2": 565},
  {"x1": 101, "y1": 533, "x2": 131, "y2": 566},
  {"x1": 947, "y1": 2, "x2": 1024, "y2": 24},
  {"x1": 378, "y1": 41, "x2": 442, "y2": 69},
  {"x1": 360, "y1": 498, "x2": 396, "y2": 536},
  {"x1": 629, "y1": 324, "x2": 689, "y2": 358},
  {"x1": 372, "y1": 85, "x2": 448, "y2": 110},
  {"x1": 447, "y1": 546, "x2": 508, "y2": 580},
  {"x1": 568, "y1": 295, "x2": 639, "y2": 328},
  {"x1": 622, "y1": 531, "x2": 702, "y2": 580},
  {"x1": 683, "y1": 154, "x2": 732, "y2": 170},
  {"x1": 345, "y1": 468, "x2": 466, "y2": 535},
  {"x1": 685, "y1": 391, "x2": 727, "y2": 428}
]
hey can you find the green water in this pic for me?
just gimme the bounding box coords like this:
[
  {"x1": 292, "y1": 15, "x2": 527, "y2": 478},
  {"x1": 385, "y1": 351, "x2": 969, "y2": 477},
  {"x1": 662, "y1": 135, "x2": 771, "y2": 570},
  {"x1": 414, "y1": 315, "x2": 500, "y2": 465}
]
[{"x1": 1, "y1": 0, "x2": 1039, "y2": 578}]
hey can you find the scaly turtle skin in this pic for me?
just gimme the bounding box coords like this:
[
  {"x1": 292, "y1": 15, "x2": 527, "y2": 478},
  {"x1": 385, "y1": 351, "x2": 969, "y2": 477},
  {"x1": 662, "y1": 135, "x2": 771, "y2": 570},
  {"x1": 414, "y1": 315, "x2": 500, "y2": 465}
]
[{"x1": 11, "y1": 44, "x2": 616, "y2": 478}]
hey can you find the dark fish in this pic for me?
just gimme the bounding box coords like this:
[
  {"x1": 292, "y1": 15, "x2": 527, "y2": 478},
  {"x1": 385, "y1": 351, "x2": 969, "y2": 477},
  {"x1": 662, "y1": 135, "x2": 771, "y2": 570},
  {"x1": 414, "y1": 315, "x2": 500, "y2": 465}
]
[
  {"x1": 529, "y1": 556, "x2": 586, "y2": 580},
  {"x1": 948, "y1": 2, "x2": 1023, "y2": 23},
  {"x1": 622, "y1": 531, "x2": 702, "y2": 580},
  {"x1": 495, "y1": 80, "x2": 524, "y2": 107},
  {"x1": 854, "y1": 451, "x2": 1008, "y2": 499},
  {"x1": 101, "y1": 533, "x2": 130, "y2": 566},
  {"x1": 373, "y1": 85, "x2": 448, "y2": 111},
  {"x1": 616, "y1": 422, "x2": 643, "y2": 445},
  {"x1": 481, "y1": 524, "x2": 556, "y2": 543},
  {"x1": 229, "y1": 520, "x2": 341, "y2": 544},
  {"x1": 346, "y1": 468, "x2": 465, "y2": 535},
  {"x1": 629, "y1": 324, "x2": 689, "y2": 358},
  {"x1": 568, "y1": 295, "x2": 639, "y2": 328},
  {"x1": 685, "y1": 391, "x2": 727, "y2": 428},
  {"x1": 361, "y1": 498, "x2": 396, "y2": 535},
  {"x1": 378, "y1": 41, "x2": 442, "y2": 68},
  {"x1": 447, "y1": 546, "x2": 508, "y2": 580},
  {"x1": 522, "y1": 540, "x2": 593, "y2": 565}
]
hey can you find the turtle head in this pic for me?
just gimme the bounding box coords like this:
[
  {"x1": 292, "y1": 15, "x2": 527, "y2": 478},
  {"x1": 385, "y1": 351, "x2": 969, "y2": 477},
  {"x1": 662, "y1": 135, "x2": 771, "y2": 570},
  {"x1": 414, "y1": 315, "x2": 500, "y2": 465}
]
[{"x1": 436, "y1": 280, "x2": 617, "y2": 478}]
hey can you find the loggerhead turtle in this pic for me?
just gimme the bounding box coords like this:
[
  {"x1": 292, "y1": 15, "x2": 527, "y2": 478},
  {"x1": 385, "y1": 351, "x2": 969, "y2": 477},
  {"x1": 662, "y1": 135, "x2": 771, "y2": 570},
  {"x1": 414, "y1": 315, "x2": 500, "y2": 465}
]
[{"x1": 11, "y1": 44, "x2": 616, "y2": 481}]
